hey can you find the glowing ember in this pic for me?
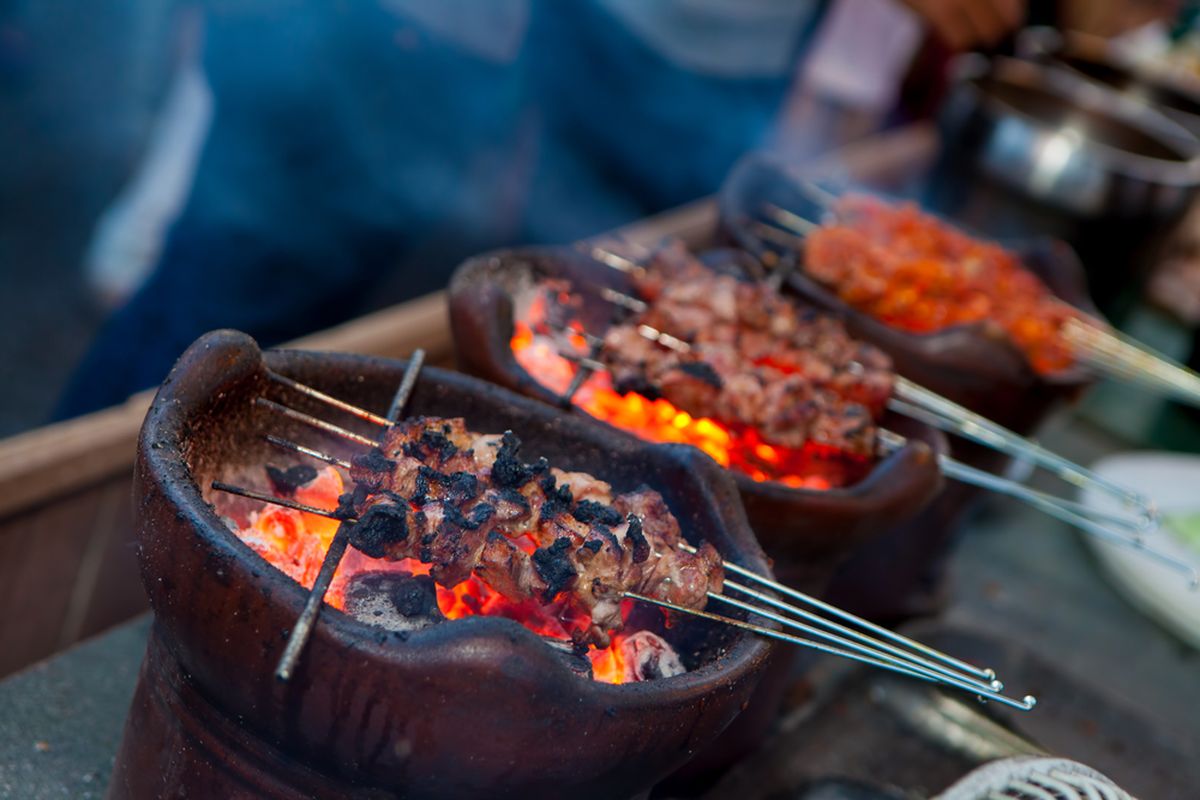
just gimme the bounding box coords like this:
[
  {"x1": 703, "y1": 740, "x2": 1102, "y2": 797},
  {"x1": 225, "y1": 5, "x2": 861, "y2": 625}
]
[
  {"x1": 232, "y1": 466, "x2": 641, "y2": 684},
  {"x1": 510, "y1": 292, "x2": 859, "y2": 489}
]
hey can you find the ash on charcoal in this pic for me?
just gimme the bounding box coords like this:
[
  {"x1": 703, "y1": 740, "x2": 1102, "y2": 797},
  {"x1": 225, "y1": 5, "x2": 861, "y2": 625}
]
[
  {"x1": 343, "y1": 572, "x2": 446, "y2": 633},
  {"x1": 621, "y1": 631, "x2": 686, "y2": 681}
]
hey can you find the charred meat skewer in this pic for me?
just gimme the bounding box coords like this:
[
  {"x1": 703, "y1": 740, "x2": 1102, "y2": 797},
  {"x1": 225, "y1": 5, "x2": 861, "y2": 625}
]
[
  {"x1": 592, "y1": 243, "x2": 892, "y2": 459},
  {"x1": 343, "y1": 416, "x2": 723, "y2": 647},
  {"x1": 213, "y1": 377, "x2": 1046, "y2": 709}
]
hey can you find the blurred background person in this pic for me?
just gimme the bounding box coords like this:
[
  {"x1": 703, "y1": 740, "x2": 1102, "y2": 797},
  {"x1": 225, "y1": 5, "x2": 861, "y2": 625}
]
[{"x1": 15, "y1": 0, "x2": 1032, "y2": 423}]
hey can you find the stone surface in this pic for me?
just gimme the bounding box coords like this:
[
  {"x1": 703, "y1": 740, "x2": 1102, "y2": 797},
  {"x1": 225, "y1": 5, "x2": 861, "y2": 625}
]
[{"x1": 0, "y1": 616, "x2": 149, "y2": 799}]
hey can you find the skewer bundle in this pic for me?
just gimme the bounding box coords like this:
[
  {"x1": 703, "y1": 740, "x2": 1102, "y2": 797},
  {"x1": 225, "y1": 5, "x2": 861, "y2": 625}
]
[{"x1": 211, "y1": 355, "x2": 1038, "y2": 710}]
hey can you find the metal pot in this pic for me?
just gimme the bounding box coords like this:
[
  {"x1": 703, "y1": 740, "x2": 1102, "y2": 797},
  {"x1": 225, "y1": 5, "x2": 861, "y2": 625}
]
[
  {"x1": 938, "y1": 54, "x2": 1200, "y2": 220},
  {"x1": 1017, "y1": 27, "x2": 1200, "y2": 137}
]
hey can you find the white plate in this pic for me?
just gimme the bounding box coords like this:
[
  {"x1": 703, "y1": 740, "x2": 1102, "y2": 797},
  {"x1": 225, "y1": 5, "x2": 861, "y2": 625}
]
[{"x1": 1079, "y1": 452, "x2": 1200, "y2": 650}]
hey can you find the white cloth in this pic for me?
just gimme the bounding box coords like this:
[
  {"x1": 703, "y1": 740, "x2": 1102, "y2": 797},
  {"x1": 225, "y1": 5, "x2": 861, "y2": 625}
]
[{"x1": 802, "y1": 0, "x2": 922, "y2": 111}]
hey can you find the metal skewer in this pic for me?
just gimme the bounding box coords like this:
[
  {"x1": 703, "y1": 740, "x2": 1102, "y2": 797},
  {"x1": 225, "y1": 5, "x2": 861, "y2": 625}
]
[
  {"x1": 1062, "y1": 317, "x2": 1200, "y2": 409},
  {"x1": 697, "y1": 591, "x2": 1021, "y2": 705},
  {"x1": 270, "y1": 350, "x2": 426, "y2": 681},
  {"x1": 387, "y1": 350, "x2": 426, "y2": 421},
  {"x1": 625, "y1": 592, "x2": 1034, "y2": 712},
  {"x1": 888, "y1": 377, "x2": 1154, "y2": 518},
  {"x1": 579, "y1": 243, "x2": 648, "y2": 278},
  {"x1": 794, "y1": 179, "x2": 841, "y2": 209},
  {"x1": 750, "y1": 219, "x2": 807, "y2": 251},
  {"x1": 702, "y1": 546, "x2": 993, "y2": 680},
  {"x1": 874, "y1": 430, "x2": 1198, "y2": 585},
  {"x1": 713, "y1": 577, "x2": 1000, "y2": 688},
  {"x1": 211, "y1": 481, "x2": 346, "y2": 518},
  {"x1": 267, "y1": 371, "x2": 391, "y2": 427},
  {"x1": 255, "y1": 397, "x2": 377, "y2": 447},
  {"x1": 265, "y1": 434, "x2": 352, "y2": 469},
  {"x1": 762, "y1": 203, "x2": 819, "y2": 235},
  {"x1": 275, "y1": 520, "x2": 353, "y2": 680},
  {"x1": 559, "y1": 340, "x2": 604, "y2": 407}
]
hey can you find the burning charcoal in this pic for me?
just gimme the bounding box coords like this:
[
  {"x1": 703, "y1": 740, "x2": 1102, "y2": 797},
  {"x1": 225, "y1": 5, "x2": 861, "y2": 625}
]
[
  {"x1": 620, "y1": 631, "x2": 686, "y2": 682},
  {"x1": 343, "y1": 571, "x2": 446, "y2": 633},
  {"x1": 265, "y1": 464, "x2": 319, "y2": 495}
]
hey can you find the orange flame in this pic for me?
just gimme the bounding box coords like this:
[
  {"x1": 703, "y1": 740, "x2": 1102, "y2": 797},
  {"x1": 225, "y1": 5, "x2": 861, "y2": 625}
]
[{"x1": 234, "y1": 467, "x2": 633, "y2": 684}]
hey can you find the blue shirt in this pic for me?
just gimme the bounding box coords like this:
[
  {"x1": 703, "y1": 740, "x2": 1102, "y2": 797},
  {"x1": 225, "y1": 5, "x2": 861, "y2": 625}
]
[{"x1": 57, "y1": 0, "x2": 823, "y2": 417}]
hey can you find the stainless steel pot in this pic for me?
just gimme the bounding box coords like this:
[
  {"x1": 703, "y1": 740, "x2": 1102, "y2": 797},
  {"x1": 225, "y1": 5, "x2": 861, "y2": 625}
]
[
  {"x1": 938, "y1": 55, "x2": 1200, "y2": 220},
  {"x1": 1017, "y1": 27, "x2": 1200, "y2": 137}
]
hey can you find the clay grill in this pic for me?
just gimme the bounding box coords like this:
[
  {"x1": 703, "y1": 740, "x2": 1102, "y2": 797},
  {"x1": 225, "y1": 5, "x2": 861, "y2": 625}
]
[
  {"x1": 449, "y1": 247, "x2": 946, "y2": 593},
  {"x1": 110, "y1": 328, "x2": 1041, "y2": 799},
  {"x1": 108, "y1": 330, "x2": 778, "y2": 800}
]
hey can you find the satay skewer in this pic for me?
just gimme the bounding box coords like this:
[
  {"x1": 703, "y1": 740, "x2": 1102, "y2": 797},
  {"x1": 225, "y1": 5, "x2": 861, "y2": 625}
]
[
  {"x1": 212, "y1": 426, "x2": 1035, "y2": 709},
  {"x1": 262, "y1": 379, "x2": 1181, "y2": 579},
  {"x1": 256, "y1": 431, "x2": 1010, "y2": 692},
  {"x1": 756, "y1": 198, "x2": 1200, "y2": 411},
  {"x1": 253, "y1": 433, "x2": 1000, "y2": 684},
  {"x1": 579, "y1": 285, "x2": 1158, "y2": 532},
  {"x1": 531, "y1": 272, "x2": 1192, "y2": 580},
  {"x1": 246, "y1": 381, "x2": 1012, "y2": 686},
  {"x1": 584, "y1": 259, "x2": 1148, "y2": 514}
]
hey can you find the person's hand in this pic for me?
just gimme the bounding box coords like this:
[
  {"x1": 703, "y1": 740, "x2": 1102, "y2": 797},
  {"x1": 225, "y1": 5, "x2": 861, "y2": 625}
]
[{"x1": 901, "y1": 0, "x2": 1025, "y2": 50}]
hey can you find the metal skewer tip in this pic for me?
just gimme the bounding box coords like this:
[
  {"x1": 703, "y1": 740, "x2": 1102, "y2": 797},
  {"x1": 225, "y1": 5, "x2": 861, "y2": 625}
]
[
  {"x1": 268, "y1": 371, "x2": 391, "y2": 428},
  {"x1": 275, "y1": 521, "x2": 352, "y2": 681},
  {"x1": 600, "y1": 287, "x2": 648, "y2": 313},
  {"x1": 386, "y1": 349, "x2": 426, "y2": 423},
  {"x1": 264, "y1": 434, "x2": 351, "y2": 469},
  {"x1": 623, "y1": 590, "x2": 1034, "y2": 712},
  {"x1": 762, "y1": 203, "x2": 820, "y2": 235},
  {"x1": 210, "y1": 481, "x2": 347, "y2": 520},
  {"x1": 272, "y1": 352, "x2": 426, "y2": 681},
  {"x1": 583, "y1": 244, "x2": 647, "y2": 278}
]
